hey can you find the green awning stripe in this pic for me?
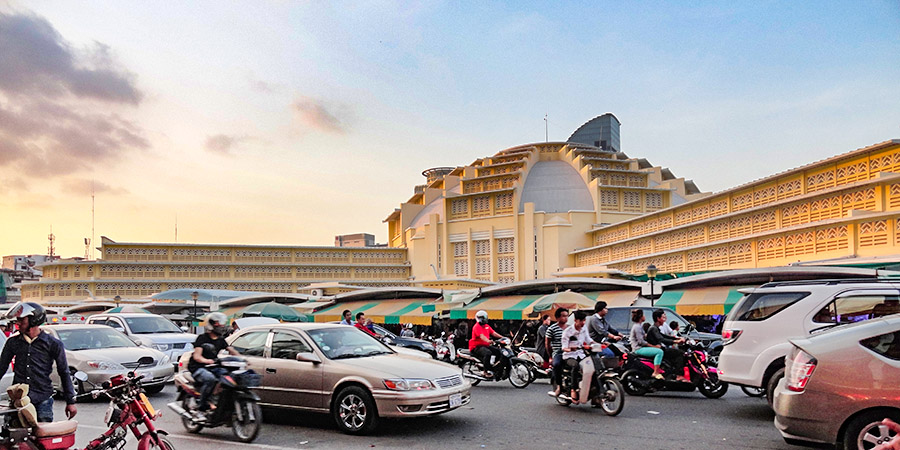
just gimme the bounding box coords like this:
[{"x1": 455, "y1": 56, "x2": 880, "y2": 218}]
[
  {"x1": 655, "y1": 290, "x2": 684, "y2": 308},
  {"x1": 353, "y1": 303, "x2": 379, "y2": 315},
  {"x1": 581, "y1": 292, "x2": 601, "y2": 300},
  {"x1": 723, "y1": 289, "x2": 747, "y2": 315},
  {"x1": 502, "y1": 295, "x2": 543, "y2": 320},
  {"x1": 422, "y1": 304, "x2": 436, "y2": 313},
  {"x1": 313, "y1": 303, "x2": 342, "y2": 314},
  {"x1": 449, "y1": 309, "x2": 468, "y2": 319},
  {"x1": 384, "y1": 302, "x2": 426, "y2": 324}
]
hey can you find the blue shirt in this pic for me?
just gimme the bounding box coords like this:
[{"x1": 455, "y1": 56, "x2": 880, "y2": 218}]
[{"x1": 0, "y1": 331, "x2": 76, "y2": 405}]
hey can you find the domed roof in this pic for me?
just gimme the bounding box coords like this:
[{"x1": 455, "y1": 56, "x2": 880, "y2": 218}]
[{"x1": 519, "y1": 160, "x2": 594, "y2": 213}]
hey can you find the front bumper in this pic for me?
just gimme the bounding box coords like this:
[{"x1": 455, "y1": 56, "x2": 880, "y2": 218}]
[
  {"x1": 372, "y1": 384, "x2": 471, "y2": 418},
  {"x1": 84, "y1": 365, "x2": 176, "y2": 388}
]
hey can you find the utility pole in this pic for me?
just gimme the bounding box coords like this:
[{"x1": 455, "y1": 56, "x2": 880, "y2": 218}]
[
  {"x1": 91, "y1": 180, "x2": 95, "y2": 260},
  {"x1": 544, "y1": 114, "x2": 548, "y2": 142}
]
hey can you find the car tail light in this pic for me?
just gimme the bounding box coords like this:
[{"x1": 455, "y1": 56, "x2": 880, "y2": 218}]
[
  {"x1": 786, "y1": 348, "x2": 817, "y2": 392},
  {"x1": 721, "y1": 329, "x2": 742, "y2": 345}
]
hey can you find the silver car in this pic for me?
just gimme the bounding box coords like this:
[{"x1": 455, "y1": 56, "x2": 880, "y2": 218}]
[
  {"x1": 45, "y1": 324, "x2": 175, "y2": 395},
  {"x1": 773, "y1": 314, "x2": 900, "y2": 449}
]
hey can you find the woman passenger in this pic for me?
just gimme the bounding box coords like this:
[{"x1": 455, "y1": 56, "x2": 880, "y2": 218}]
[{"x1": 629, "y1": 309, "x2": 665, "y2": 379}]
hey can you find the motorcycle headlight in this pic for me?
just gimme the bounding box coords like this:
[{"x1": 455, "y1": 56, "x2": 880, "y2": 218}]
[
  {"x1": 87, "y1": 361, "x2": 125, "y2": 371},
  {"x1": 383, "y1": 378, "x2": 435, "y2": 391}
]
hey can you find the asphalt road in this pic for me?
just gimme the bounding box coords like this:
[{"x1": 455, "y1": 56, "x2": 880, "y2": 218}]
[{"x1": 57, "y1": 380, "x2": 799, "y2": 450}]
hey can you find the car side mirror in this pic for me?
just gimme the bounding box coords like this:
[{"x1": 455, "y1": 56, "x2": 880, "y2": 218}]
[
  {"x1": 180, "y1": 326, "x2": 189, "y2": 332},
  {"x1": 295, "y1": 352, "x2": 321, "y2": 364},
  {"x1": 383, "y1": 337, "x2": 394, "y2": 345}
]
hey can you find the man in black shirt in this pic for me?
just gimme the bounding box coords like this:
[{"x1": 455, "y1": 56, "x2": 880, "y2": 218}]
[
  {"x1": 0, "y1": 302, "x2": 77, "y2": 422},
  {"x1": 646, "y1": 309, "x2": 687, "y2": 381},
  {"x1": 189, "y1": 312, "x2": 239, "y2": 412}
]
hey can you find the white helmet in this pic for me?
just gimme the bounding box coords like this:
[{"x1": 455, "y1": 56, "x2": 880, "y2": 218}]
[
  {"x1": 405, "y1": 323, "x2": 413, "y2": 329},
  {"x1": 475, "y1": 310, "x2": 488, "y2": 324},
  {"x1": 206, "y1": 312, "x2": 228, "y2": 335}
]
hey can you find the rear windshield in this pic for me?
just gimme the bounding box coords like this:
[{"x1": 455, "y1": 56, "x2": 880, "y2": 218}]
[{"x1": 729, "y1": 292, "x2": 810, "y2": 321}]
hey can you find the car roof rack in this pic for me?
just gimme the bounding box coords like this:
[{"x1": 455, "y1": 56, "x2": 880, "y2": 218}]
[{"x1": 758, "y1": 278, "x2": 900, "y2": 288}]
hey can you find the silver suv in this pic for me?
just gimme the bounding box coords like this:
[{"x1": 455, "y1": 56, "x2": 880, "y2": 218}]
[
  {"x1": 717, "y1": 278, "x2": 900, "y2": 407},
  {"x1": 87, "y1": 313, "x2": 197, "y2": 363}
]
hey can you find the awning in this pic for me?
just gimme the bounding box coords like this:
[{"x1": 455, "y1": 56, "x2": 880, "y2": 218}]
[
  {"x1": 312, "y1": 299, "x2": 438, "y2": 325},
  {"x1": 291, "y1": 301, "x2": 335, "y2": 314},
  {"x1": 529, "y1": 291, "x2": 595, "y2": 316},
  {"x1": 582, "y1": 290, "x2": 639, "y2": 307},
  {"x1": 654, "y1": 286, "x2": 752, "y2": 316},
  {"x1": 448, "y1": 295, "x2": 544, "y2": 320}
]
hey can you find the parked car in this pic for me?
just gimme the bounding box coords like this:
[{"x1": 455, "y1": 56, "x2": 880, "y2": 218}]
[
  {"x1": 217, "y1": 323, "x2": 470, "y2": 434},
  {"x1": 87, "y1": 313, "x2": 197, "y2": 364},
  {"x1": 44, "y1": 324, "x2": 175, "y2": 395},
  {"x1": 773, "y1": 314, "x2": 900, "y2": 449},
  {"x1": 718, "y1": 278, "x2": 900, "y2": 407},
  {"x1": 328, "y1": 322, "x2": 436, "y2": 358}
]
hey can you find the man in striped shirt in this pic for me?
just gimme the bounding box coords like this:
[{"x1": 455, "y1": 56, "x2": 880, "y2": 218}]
[{"x1": 544, "y1": 307, "x2": 570, "y2": 397}]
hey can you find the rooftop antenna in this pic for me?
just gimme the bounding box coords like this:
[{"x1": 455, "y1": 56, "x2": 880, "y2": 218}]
[
  {"x1": 84, "y1": 237, "x2": 91, "y2": 259},
  {"x1": 544, "y1": 114, "x2": 548, "y2": 142},
  {"x1": 175, "y1": 213, "x2": 178, "y2": 243},
  {"x1": 91, "y1": 179, "x2": 95, "y2": 259},
  {"x1": 47, "y1": 226, "x2": 56, "y2": 260}
]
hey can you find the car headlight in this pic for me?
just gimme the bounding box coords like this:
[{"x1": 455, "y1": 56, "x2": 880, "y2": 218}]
[
  {"x1": 152, "y1": 343, "x2": 170, "y2": 351},
  {"x1": 383, "y1": 378, "x2": 435, "y2": 391},
  {"x1": 158, "y1": 354, "x2": 171, "y2": 366},
  {"x1": 87, "y1": 361, "x2": 125, "y2": 370}
]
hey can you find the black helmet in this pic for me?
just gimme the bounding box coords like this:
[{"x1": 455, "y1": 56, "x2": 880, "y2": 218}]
[{"x1": 6, "y1": 302, "x2": 47, "y2": 327}]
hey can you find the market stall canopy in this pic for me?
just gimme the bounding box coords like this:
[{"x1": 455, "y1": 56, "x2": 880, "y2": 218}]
[
  {"x1": 447, "y1": 295, "x2": 544, "y2": 320},
  {"x1": 237, "y1": 302, "x2": 306, "y2": 322},
  {"x1": 654, "y1": 286, "x2": 752, "y2": 315},
  {"x1": 583, "y1": 290, "x2": 639, "y2": 308},
  {"x1": 312, "y1": 299, "x2": 436, "y2": 325},
  {"x1": 104, "y1": 305, "x2": 150, "y2": 314},
  {"x1": 529, "y1": 290, "x2": 595, "y2": 316}
]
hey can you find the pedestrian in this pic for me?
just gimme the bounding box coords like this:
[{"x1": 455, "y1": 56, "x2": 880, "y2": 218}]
[
  {"x1": 535, "y1": 315, "x2": 551, "y2": 363},
  {"x1": 0, "y1": 302, "x2": 77, "y2": 422}
]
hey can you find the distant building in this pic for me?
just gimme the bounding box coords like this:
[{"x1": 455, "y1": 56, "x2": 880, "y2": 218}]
[
  {"x1": 568, "y1": 113, "x2": 621, "y2": 152},
  {"x1": 335, "y1": 233, "x2": 376, "y2": 247},
  {"x1": 2, "y1": 255, "x2": 53, "y2": 276}
]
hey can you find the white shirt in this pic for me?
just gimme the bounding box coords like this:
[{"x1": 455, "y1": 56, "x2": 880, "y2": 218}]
[
  {"x1": 660, "y1": 322, "x2": 674, "y2": 337},
  {"x1": 561, "y1": 324, "x2": 592, "y2": 359}
]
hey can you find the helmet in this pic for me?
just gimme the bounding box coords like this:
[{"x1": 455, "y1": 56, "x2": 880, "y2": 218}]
[
  {"x1": 205, "y1": 312, "x2": 228, "y2": 335},
  {"x1": 6, "y1": 302, "x2": 46, "y2": 328},
  {"x1": 475, "y1": 310, "x2": 488, "y2": 324},
  {"x1": 405, "y1": 323, "x2": 413, "y2": 329}
]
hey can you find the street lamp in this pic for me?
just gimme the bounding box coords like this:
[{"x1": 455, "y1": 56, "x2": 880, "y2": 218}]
[
  {"x1": 114, "y1": 295, "x2": 121, "y2": 307},
  {"x1": 191, "y1": 291, "x2": 199, "y2": 332},
  {"x1": 646, "y1": 264, "x2": 659, "y2": 307}
]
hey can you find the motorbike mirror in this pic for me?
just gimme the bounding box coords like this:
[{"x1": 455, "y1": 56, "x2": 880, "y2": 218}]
[
  {"x1": 295, "y1": 352, "x2": 321, "y2": 364},
  {"x1": 73, "y1": 371, "x2": 89, "y2": 382}
]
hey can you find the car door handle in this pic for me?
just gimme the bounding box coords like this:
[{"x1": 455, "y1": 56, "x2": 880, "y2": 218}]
[{"x1": 266, "y1": 368, "x2": 276, "y2": 374}]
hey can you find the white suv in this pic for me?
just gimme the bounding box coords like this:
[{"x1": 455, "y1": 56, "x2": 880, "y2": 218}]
[{"x1": 717, "y1": 279, "x2": 900, "y2": 407}]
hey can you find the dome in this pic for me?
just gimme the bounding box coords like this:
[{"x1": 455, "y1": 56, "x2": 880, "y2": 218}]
[{"x1": 518, "y1": 160, "x2": 594, "y2": 213}]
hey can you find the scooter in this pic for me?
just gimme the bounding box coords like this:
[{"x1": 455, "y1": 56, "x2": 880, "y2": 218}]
[
  {"x1": 169, "y1": 356, "x2": 262, "y2": 443},
  {"x1": 617, "y1": 327, "x2": 728, "y2": 399},
  {"x1": 551, "y1": 343, "x2": 625, "y2": 416},
  {"x1": 435, "y1": 333, "x2": 457, "y2": 364},
  {"x1": 457, "y1": 338, "x2": 534, "y2": 388},
  {"x1": 515, "y1": 347, "x2": 551, "y2": 380}
]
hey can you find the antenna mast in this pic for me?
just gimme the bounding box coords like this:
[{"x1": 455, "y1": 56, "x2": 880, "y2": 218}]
[
  {"x1": 544, "y1": 114, "x2": 548, "y2": 142},
  {"x1": 47, "y1": 226, "x2": 56, "y2": 260},
  {"x1": 175, "y1": 213, "x2": 178, "y2": 243},
  {"x1": 91, "y1": 180, "x2": 95, "y2": 259}
]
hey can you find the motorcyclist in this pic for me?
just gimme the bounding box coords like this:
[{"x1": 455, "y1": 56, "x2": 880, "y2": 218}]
[
  {"x1": 189, "y1": 312, "x2": 240, "y2": 415},
  {"x1": 586, "y1": 301, "x2": 623, "y2": 358},
  {"x1": 544, "y1": 307, "x2": 570, "y2": 397},
  {"x1": 0, "y1": 302, "x2": 77, "y2": 422},
  {"x1": 646, "y1": 309, "x2": 687, "y2": 381},
  {"x1": 469, "y1": 310, "x2": 505, "y2": 377},
  {"x1": 562, "y1": 310, "x2": 595, "y2": 405},
  {"x1": 400, "y1": 323, "x2": 415, "y2": 338}
]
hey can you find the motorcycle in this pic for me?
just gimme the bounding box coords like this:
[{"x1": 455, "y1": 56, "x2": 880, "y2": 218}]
[
  {"x1": 434, "y1": 333, "x2": 457, "y2": 364},
  {"x1": 515, "y1": 346, "x2": 551, "y2": 380},
  {"x1": 168, "y1": 355, "x2": 262, "y2": 443},
  {"x1": 551, "y1": 343, "x2": 625, "y2": 416},
  {"x1": 617, "y1": 327, "x2": 728, "y2": 399},
  {"x1": 457, "y1": 338, "x2": 534, "y2": 388}
]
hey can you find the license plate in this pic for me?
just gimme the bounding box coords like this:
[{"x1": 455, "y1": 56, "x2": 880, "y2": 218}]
[{"x1": 448, "y1": 393, "x2": 462, "y2": 408}]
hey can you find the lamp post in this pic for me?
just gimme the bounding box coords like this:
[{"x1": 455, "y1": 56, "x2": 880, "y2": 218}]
[
  {"x1": 114, "y1": 295, "x2": 121, "y2": 307},
  {"x1": 191, "y1": 291, "x2": 199, "y2": 333},
  {"x1": 646, "y1": 264, "x2": 658, "y2": 307}
]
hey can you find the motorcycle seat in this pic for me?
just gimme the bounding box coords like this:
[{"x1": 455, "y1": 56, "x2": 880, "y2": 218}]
[
  {"x1": 458, "y1": 349, "x2": 471, "y2": 356},
  {"x1": 34, "y1": 420, "x2": 78, "y2": 437}
]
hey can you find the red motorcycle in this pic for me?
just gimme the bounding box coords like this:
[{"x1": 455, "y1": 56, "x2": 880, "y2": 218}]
[{"x1": 0, "y1": 357, "x2": 173, "y2": 450}]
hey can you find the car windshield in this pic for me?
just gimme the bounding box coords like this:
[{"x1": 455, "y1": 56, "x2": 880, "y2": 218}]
[
  {"x1": 124, "y1": 316, "x2": 183, "y2": 334},
  {"x1": 307, "y1": 327, "x2": 393, "y2": 360},
  {"x1": 56, "y1": 328, "x2": 137, "y2": 351}
]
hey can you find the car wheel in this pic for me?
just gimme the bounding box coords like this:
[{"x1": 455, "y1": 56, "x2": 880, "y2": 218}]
[
  {"x1": 740, "y1": 385, "x2": 766, "y2": 397},
  {"x1": 766, "y1": 367, "x2": 784, "y2": 410},
  {"x1": 842, "y1": 409, "x2": 900, "y2": 450},
  {"x1": 143, "y1": 384, "x2": 165, "y2": 395},
  {"x1": 332, "y1": 386, "x2": 378, "y2": 435}
]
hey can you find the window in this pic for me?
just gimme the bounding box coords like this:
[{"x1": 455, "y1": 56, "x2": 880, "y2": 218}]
[
  {"x1": 813, "y1": 294, "x2": 899, "y2": 324},
  {"x1": 231, "y1": 331, "x2": 268, "y2": 357},
  {"x1": 860, "y1": 330, "x2": 900, "y2": 360},
  {"x1": 271, "y1": 331, "x2": 312, "y2": 359},
  {"x1": 730, "y1": 292, "x2": 810, "y2": 321}
]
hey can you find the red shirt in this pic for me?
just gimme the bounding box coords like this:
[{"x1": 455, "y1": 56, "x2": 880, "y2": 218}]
[
  {"x1": 469, "y1": 323, "x2": 494, "y2": 351},
  {"x1": 355, "y1": 322, "x2": 378, "y2": 337}
]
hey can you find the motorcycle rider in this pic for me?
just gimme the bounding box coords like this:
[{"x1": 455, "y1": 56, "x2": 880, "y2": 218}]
[
  {"x1": 586, "y1": 301, "x2": 623, "y2": 358},
  {"x1": 544, "y1": 307, "x2": 570, "y2": 397},
  {"x1": 0, "y1": 302, "x2": 77, "y2": 422},
  {"x1": 562, "y1": 310, "x2": 595, "y2": 405},
  {"x1": 646, "y1": 309, "x2": 687, "y2": 381},
  {"x1": 189, "y1": 312, "x2": 240, "y2": 415},
  {"x1": 401, "y1": 323, "x2": 415, "y2": 338},
  {"x1": 469, "y1": 310, "x2": 504, "y2": 377}
]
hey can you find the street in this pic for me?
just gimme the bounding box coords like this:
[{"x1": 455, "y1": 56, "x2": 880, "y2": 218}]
[{"x1": 59, "y1": 379, "x2": 798, "y2": 450}]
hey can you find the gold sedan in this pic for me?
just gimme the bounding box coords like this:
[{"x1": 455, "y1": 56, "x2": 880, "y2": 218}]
[{"x1": 218, "y1": 323, "x2": 470, "y2": 434}]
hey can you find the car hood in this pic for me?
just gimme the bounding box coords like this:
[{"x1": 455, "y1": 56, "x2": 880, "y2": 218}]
[
  {"x1": 130, "y1": 333, "x2": 197, "y2": 344},
  {"x1": 335, "y1": 353, "x2": 459, "y2": 379},
  {"x1": 68, "y1": 347, "x2": 164, "y2": 364}
]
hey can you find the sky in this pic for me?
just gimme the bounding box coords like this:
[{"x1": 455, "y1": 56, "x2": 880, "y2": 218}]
[{"x1": 1, "y1": 1, "x2": 899, "y2": 258}]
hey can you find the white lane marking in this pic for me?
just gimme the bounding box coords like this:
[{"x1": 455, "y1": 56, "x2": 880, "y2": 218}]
[{"x1": 77, "y1": 424, "x2": 300, "y2": 450}]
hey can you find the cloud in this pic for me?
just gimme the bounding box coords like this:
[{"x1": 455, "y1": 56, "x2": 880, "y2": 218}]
[
  {"x1": 292, "y1": 96, "x2": 349, "y2": 134},
  {"x1": 0, "y1": 12, "x2": 142, "y2": 104},
  {"x1": 249, "y1": 78, "x2": 278, "y2": 94},
  {"x1": 204, "y1": 134, "x2": 252, "y2": 156},
  {"x1": 0, "y1": 11, "x2": 148, "y2": 178},
  {"x1": 61, "y1": 178, "x2": 129, "y2": 196}
]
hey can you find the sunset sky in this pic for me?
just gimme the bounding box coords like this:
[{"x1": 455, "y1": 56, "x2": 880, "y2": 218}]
[{"x1": 1, "y1": 1, "x2": 898, "y2": 258}]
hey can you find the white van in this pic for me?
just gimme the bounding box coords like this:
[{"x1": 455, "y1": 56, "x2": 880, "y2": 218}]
[{"x1": 717, "y1": 279, "x2": 900, "y2": 407}]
